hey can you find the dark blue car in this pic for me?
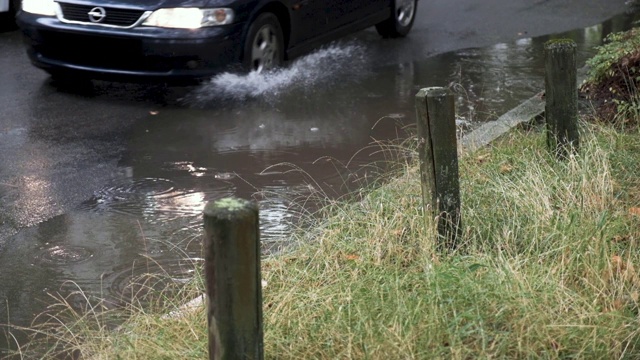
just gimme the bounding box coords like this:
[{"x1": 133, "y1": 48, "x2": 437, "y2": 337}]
[{"x1": 17, "y1": 0, "x2": 417, "y2": 81}]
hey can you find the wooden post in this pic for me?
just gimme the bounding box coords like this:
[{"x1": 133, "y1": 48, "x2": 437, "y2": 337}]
[
  {"x1": 415, "y1": 87, "x2": 462, "y2": 252},
  {"x1": 544, "y1": 39, "x2": 579, "y2": 158},
  {"x1": 203, "y1": 198, "x2": 263, "y2": 360}
]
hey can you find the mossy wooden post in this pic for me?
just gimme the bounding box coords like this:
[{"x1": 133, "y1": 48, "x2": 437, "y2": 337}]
[
  {"x1": 544, "y1": 39, "x2": 579, "y2": 158},
  {"x1": 415, "y1": 87, "x2": 461, "y2": 252},
  {"x1": 203, "y1": 198, "x2": 263, "y2": 360}
]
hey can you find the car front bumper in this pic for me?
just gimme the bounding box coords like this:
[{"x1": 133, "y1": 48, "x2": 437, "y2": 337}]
[{"x1": 18, "y1": 13, "x2": 246, "y2": 81}]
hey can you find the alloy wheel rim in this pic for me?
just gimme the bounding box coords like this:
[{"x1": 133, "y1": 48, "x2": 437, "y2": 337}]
[
  {"x1": 396, "y1": 0, "x2": 415, "y2": 27},
  {"x1": 251, "y1": 25, "x2": 279, "y2": 73}
]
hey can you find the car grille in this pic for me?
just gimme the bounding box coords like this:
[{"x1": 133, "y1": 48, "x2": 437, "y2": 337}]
[
  {"x1": 36, "y1": 31, "x2": 198, "y2": 72},
  {"x1": 58, "y1": 3, "x2": 145, "y2": 27}
]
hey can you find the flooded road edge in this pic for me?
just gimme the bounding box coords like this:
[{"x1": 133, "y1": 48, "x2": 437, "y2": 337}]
[{"x1": 460, "y1": 65, "x2": 595, "y2": 152}]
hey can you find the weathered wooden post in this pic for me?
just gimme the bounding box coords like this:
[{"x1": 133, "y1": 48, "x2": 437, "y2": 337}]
[
  {"x1": 203, "y1": 198, "x2": 263, "y2": 360},
  {"x1": 544, "y1": 39, "x2": 579, "y2": 158},
  {"x1": 415, "y1": 87, "x2": 462, "y2": 252}
]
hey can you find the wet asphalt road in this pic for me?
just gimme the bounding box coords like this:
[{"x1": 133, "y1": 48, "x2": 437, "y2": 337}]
[
  {"x1": 421, "y1": 0, "x2": 631, "y2": 51},
  {"x1": 365, "y1": 0, "x2": 631, "y2": 65},
  {"x1": 0, "y1": 0, "x2": 634, "y2": 353},
  {"x1": 0, "y1": 0, "x2": 630, "y2": 245}
]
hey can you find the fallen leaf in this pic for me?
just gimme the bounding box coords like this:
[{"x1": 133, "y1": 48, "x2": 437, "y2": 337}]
[
  {"x1": 476, "y1": 154, "x2": 491, "y2": 163},
  {"x1": 612, "y1": 235, "x2": 630, "y2": 243},
  {"x1": 392, "y1": 229, "x2": 404, "y2": 237},
  {"x1": 345, "y1": 254, "x2": 360, "y2": 261},
  {"x1": 629, "y1": 208, "x2": 640, "y2": 216},
  {"x1": 613, "y1": 299, "x2": 625, "y2": 310},
  {"x1": 625, "y1": 262, "x2": 637, "y2": 282},
  {"x1": 612, "y1": 255, "x2": 624, "y2": 272},
  {"x1": 609, "y1": 255, "x2": 639, "y2": 283},
  {"x1": 500, "y1": 163, "x2": 513, "y2": 174}
]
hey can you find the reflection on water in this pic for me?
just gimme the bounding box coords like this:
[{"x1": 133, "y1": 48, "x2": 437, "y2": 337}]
[
  {"x1": 2, "y1": 11, "x2": 640, "y2": 355},
  {"x1": 403, "y1": 19, "x2": 637, "y2": 124}
]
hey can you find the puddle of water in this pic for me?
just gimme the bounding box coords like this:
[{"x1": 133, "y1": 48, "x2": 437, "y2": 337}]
[
  {"x1": 99, "y1": 257, "x2": 202, "y2": 304},
  {"x1": 3, "y1": 10, "x2": 640, "y2": 355},
  {"x1": 423, "y1": 13, "x2": 640, "y2": 124}
]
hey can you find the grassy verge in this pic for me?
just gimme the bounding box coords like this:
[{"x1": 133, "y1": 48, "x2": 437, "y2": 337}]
[
  {"x1": 13, "y1": 119, "x2": 640, "y2": 359},
  {"x1": 262, "y1": 123, "x2": 640, "y2": 359}
]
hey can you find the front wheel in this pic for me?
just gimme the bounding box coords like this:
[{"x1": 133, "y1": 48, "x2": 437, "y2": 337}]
[
  {"x1": 242, "y1": 13, "x2": 284, "y2": 73},
  {"x1": 376, "y1": 0, "x2": 417, "y2": 38}
]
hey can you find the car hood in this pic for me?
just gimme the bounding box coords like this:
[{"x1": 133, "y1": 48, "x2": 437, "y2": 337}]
[{"x1": 58, "y1": 0, "x2": 227, "y2": 11}]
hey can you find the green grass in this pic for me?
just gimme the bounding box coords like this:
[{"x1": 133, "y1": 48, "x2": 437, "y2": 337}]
[
  {"x1": 260, "y1": 123, "x2": 640, "y2": 359},
  {"x1": 12, "y1": 120, "x2": 640, "y2": 359}
]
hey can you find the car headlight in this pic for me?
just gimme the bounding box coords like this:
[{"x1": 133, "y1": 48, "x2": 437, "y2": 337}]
[
  {"x1": 22, "y1": 0, "x2": 58, "y2": 16},
  {"x1": 142, "y1": 8, "x2": 234, "y2": 29}
]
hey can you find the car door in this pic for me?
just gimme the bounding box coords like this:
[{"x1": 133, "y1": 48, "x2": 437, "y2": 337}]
[
  {"x1": 289, "y1": 0, "x2": 332, "y2": 45},
  {"x1": 330, "y1": 0, "x2": 388, "y2": 29}
]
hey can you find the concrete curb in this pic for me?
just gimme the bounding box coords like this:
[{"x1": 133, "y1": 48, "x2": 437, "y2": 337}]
[{"x1": 460, "y1": 92, "x2": 545, "y2": 153}]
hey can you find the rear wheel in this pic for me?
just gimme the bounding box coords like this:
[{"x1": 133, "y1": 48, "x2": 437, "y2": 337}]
[
  {"x1": 242, "y1": 13, "x2": 284, "y2": 73},
  {"x1": 375, "y1": 0, "x2": 417, "y2": 38}
]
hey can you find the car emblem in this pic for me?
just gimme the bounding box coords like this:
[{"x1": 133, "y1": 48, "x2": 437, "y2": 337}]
[{"x1": 87, "y1": 7, "x2": 106, "y2": 23}]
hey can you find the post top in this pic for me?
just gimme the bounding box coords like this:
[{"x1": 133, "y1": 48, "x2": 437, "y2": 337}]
[
  {"x1": 544, "y1": 38, "x2": 577, "y2": 50},
  {"x1": 416, "y1": 87, "x2": 450, "y2": 99},
  {"x1": 204, "y1": 197, "x2": 256, "y2": 217}
]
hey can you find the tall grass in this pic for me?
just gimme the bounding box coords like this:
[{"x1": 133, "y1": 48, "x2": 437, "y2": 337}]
[
  {"x1": 14, "y1": 122, "x2": 640, "y2": 359},
  {"x1": 262, "y1": 123, "x2": 640, "y2": 359}
]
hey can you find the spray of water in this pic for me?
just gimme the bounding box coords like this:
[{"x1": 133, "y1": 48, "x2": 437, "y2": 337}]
[{"x1": 188, "y1": 41, "x2": 370, "y2": 105}]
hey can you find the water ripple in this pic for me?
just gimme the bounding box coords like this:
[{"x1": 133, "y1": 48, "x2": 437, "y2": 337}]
[
  {"x1": 99, "y1": 258, "x2": 203, "y2": 303},
  {"x1": 36, "y1": 245, "x2": 94, "y2": 265}
]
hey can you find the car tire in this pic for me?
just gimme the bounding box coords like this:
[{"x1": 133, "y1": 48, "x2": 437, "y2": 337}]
[
  {"x1": 242, "y1": 13, "x2": 284, "y2": 73},
  {"x1": 375, "y1": 0, "x2": 417, "y2": 38}
]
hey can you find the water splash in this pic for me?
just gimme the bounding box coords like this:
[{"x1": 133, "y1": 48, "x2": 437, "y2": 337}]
[
  {"x1": 189, "y1": 41, "x2": 370, "y2": 104},
  {"x1": 36, "y1": 245, "x2": 94, "y2": 265}
]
